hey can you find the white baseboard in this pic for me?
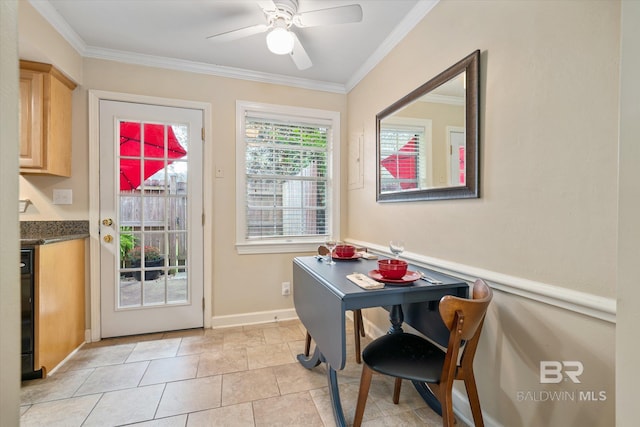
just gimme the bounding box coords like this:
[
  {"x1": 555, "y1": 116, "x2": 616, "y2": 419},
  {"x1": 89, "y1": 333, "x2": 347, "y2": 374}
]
[
  {"x1": 47, "y1": 341, "x2": 86, "y2": 376},
  {"x1": 210, "y1": 308, "x2": 298, "y2": 329}
]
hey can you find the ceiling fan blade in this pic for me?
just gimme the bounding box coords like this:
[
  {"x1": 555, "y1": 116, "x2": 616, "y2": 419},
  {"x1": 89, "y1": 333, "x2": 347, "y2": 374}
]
[
  {"x1": 290, "y1": 32, "x2": 312, "y2": 70},
  {"x1": 207, "y1": 24, "x2": 269, "y2": 43},
  {"x1": 294, "y1": 4, "x2": 363, "y2": 28},
  {"x1": 256, "y1": 0, "x2": 277, "y2": 12}
]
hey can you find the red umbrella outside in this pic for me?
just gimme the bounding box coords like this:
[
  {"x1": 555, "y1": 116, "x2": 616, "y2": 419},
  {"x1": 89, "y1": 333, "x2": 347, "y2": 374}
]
[
  {"x1": 381, "y1": 137, "x2": 418, "y2": 190},
  {"x1": 119, "y1": 122, "x2": 187, "y2": 191}
]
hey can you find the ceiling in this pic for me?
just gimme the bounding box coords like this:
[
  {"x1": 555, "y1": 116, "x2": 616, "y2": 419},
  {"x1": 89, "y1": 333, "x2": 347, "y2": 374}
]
[{"x1": 26, "y1": 0, "x2": 439, "y2": 93}]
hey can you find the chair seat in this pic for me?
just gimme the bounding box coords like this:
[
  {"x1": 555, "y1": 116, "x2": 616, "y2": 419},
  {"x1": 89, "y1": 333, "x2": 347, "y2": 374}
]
[{"x1": 362, "y1": 332, "x2": 445, "y2": 383}]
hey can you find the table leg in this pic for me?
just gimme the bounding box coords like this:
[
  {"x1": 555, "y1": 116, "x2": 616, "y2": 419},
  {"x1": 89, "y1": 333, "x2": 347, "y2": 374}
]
[
  {"x1": 328, "y1": 364, "x2": 347, "y2": 427},
  {"x1": 412, "y1": 380, "x2": 443, "y2": 416},
  {"x1": 298, "y1": 348, "x2": 348, "y2": 426},
  {"x1": 388, "y1": 304, "x2": 404, "y2": 334},
  {"x1": 297, "y1": 345, "x2": 322, "y2": 369}
]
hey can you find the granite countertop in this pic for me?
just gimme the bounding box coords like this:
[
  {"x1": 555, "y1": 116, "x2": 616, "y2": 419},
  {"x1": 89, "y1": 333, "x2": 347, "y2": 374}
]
[{"x1": 20, "y1": 220, "x2": 90, "y2": 245}]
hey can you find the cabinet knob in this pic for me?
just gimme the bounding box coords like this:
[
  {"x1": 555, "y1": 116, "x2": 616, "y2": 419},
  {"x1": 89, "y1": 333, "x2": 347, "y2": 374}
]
[
  {"x1": 103, "y1": 235, "x2": 113, "y2": 243},
  {"x1": 102, "y1": 218, "x2": 113, "y2": 226}
]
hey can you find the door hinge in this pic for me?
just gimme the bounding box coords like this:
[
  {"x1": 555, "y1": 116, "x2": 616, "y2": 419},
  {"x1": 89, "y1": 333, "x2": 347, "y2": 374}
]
[
  {"x1": 202, "y1": 213, "x2": 205, "y2": 226},
  {"x1": 201, "y1": 128, "x2": 205, "y2": 141},
  {"x1": 202, "y1": 298, "x2": 205, "y2": 311}
]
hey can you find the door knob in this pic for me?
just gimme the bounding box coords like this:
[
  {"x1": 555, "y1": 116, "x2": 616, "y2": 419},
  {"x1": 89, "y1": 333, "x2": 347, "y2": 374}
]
[
  {"x1": 103, "y1": 235, "x2": 113, "y2": 243},
  {"x1": 102, "y1": 218, "x2": 113, "y2": 226}
]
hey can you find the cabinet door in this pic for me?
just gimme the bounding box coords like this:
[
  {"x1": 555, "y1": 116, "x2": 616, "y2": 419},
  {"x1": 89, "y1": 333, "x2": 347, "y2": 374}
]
[
  {"x1": 35, "y1": 239, "x2": 86, "y2": 374},
  {"x1": 19, "y1": 70, "x2": 44, "y2": 169}
]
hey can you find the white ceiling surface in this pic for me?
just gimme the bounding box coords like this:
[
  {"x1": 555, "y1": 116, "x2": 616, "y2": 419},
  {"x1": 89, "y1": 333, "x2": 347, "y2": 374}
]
[{"x1": 28, "y1": 0, "x2": 439, "y2": 93}]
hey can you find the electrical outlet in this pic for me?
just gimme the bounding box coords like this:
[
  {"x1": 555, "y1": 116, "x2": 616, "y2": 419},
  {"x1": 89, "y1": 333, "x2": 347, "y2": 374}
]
[{"x1": 281, "y1": 281, "x2": 291, "y2": 296}]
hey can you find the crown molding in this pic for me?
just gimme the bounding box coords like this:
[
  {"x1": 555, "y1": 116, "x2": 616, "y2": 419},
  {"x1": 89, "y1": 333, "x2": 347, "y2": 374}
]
[
  {"x1": 83, "y1": 46, "x2": 347, "y2": 94},
  {"x1": 29, "y1": 0, "x2": 439, "y2": 95},
  {"x1": 344, "y1": 0, "x2": 440, "y2": 92}
]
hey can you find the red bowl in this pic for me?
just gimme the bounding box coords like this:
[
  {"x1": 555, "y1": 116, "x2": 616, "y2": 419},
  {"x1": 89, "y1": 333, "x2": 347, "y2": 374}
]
[
  {"x1": 335, "y1": 244, "x2": 356, "y2": 258},
  {"x1": 377, "y1": 259, "x2": 408, "y2": 279}
]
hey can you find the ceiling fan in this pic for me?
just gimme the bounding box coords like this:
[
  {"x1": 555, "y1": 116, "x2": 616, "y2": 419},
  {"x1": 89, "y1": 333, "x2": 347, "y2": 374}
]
[{"x1": 207, "y1": 0, "x2": 363, "y2": 70}]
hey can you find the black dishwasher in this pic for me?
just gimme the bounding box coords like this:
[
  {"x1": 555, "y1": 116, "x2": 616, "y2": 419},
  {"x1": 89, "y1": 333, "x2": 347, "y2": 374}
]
[{"x1": 21, "y1": 248, "x2": 43, "y2": 380}]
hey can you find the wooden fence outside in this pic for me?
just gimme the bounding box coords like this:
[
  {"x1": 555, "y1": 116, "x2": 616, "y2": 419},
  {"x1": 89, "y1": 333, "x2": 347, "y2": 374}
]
[{"x1": 120, "y1": 180, "x2": 187, "y2": 268}]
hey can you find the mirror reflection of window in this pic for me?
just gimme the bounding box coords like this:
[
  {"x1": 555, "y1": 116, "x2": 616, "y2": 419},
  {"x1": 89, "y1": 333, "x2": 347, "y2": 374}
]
[
  {"x1": 380, "y1": 117, "x2": 433, "y2": 193},
  {"x1": 379, "y1": 74, "x2": 465, "y2": 192},
  {"x1": 376, "y1": 50, "x2": 479, "y2": 202},
  {"x1": 380, "y1": 128, "x2": 421, "y2": 192}
]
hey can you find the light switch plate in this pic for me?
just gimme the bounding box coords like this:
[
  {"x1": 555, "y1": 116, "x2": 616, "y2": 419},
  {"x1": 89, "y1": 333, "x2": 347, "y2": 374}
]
[{"x1": 53, "y1": 189, "x2": 73, "y2": 205}]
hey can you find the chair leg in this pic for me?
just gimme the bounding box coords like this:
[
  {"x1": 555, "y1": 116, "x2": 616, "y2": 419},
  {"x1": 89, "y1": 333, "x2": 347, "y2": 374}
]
[
  {"x1": 304, "y1": 332, "x2": 311, "y2": 357},
  {"x1": 440, "y1": 381, "x2": 455, "y2": 427},
  {"x1": 353, "y1": 364, "x2": 374, "y2": 427},
  {"x1": 353, "y1": 311, "x2": 362, "y2": 364},
  {"x1": 463, "y1": 374, "x2": 485, "y2": 427},
  {"x1": 393, "y1": 378, "x2": 402, "y2": 404}
]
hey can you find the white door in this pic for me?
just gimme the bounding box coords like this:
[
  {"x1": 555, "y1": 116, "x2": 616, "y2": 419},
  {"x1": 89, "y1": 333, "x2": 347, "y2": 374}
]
[
  {"x1": 448, "y1": 127, "x2": 466, "y2": 186},
  {"x1": 99, "y1": 100, "x2": 204, "y2": 338}
]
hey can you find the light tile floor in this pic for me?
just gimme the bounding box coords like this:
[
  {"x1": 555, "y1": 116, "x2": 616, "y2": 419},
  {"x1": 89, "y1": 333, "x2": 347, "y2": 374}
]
[{"x1": 20, "y1": 319, "x2": 455, "y2": 426}]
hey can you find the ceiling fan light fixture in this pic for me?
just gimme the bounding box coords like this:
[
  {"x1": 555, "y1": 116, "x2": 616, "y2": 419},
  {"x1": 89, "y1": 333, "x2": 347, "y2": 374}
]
[{"x1": 266, "y1": 27, "x2": 294, "y2": 55}]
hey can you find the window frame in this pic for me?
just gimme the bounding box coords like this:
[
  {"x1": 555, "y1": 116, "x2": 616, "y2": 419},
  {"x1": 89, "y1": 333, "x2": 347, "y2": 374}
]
[{"x1": 235, "y1": 101, "x2": 340, "y2": 254}]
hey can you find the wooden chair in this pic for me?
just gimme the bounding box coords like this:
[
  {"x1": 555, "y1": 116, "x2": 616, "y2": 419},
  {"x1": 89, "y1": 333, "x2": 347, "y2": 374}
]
[
  {"x1": 304, "y1": 245, "x2": 366, "y2": 364},
  {"x1": 353, "y1": 279, "x2": 493, "y2": 427}
]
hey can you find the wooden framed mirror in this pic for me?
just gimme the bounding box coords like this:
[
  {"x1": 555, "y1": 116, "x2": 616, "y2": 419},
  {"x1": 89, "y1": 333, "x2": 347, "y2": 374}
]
[{"x1": 376, "y1": 50, "x2": 480, "y2": 202}]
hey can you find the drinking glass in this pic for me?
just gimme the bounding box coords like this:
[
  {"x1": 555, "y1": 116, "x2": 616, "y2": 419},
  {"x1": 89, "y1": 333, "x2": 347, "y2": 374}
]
[
  {"x1": 325, "y1": 239, "x2": 337, "y2": 265},
  {"x1": 389, "y1": 240, "x2": 405, "y2": 259}
]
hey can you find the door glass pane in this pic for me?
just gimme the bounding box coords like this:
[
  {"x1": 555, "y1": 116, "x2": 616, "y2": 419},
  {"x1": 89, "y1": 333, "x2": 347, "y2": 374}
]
[
  {"x1": 143, "y1": 196, "x2": 166, "y2": 224},
  {"x1": 117, "y1": 120, "x2": 190, "y2": 309}
]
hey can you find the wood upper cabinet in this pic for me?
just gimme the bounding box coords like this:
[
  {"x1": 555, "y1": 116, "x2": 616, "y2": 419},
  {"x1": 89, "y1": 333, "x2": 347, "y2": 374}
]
[{"x1": 19, "y1": 60, "x2": 77, "y2": 177}]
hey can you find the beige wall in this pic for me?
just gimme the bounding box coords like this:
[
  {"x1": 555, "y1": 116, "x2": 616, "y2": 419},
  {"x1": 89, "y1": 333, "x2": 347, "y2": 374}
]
[
  {"x1": 347, "y1": 1, "x2": 619, "y2": 425},
  {"x1": 348, "y1": 0, "x2": 619, "y2": 297},
  {"x1": 79, "y1": 59, "x2": 347, "y2": 318},
  {"x1": 18, "y1": 0, "x2": 85, "y2": 219},
  {"x1": 1, "y1": 1, "x2": 21, "y2": 425},
  {"x1": 18, "y1": 0, "x2": 82, "y2": 83},
  {"x1": 616, "y1": 1, "x2": 640, "y2": 425},
  {"x1": 17, "y1": 0, "x2": 348, "y2": 320}
]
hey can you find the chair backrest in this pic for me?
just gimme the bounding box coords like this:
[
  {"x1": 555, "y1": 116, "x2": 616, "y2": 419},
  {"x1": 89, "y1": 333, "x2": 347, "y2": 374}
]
[
  {"x1": 437, "y1": 279, "x2": 493, "y2": 388},
  {"x1": 438, "y1": 279, "x2": 493, "y2": 341}
]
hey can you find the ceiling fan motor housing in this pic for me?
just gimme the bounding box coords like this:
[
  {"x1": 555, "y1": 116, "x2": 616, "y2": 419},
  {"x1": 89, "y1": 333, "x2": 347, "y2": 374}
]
[
  {"x1": 274, "y1": 0, "x2": 299, "y2": 16},
  {"x1": 268, "y1": 0, "x2": 299, "y2": 27}
]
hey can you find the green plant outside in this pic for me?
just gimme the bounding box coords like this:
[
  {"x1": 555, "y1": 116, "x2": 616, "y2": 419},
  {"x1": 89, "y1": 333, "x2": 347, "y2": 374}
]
[
  {"x1": 119, "y1": 226, "x2": 136, "y2": 266},
  {"x1": 128, "y1": 245, "x2": 163, "y2": 263}
]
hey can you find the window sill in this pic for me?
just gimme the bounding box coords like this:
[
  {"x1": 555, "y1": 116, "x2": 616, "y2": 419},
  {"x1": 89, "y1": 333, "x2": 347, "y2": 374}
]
[{"x1": 236, "y1": 241, "x2": 323, "y2": 255}]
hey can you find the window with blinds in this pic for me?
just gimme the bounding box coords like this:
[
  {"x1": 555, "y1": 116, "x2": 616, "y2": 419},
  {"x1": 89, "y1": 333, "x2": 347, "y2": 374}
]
[
  {"x1": 379, "y1": 125, "x2": 424, "y2": 192},
  {"x1": 236, "y1": 102, "x2": 339, "y2": 253}
]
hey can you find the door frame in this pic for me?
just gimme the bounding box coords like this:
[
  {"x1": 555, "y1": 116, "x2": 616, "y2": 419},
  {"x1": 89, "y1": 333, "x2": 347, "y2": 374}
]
[
  {"x1": 446, "y1": 125, "x2": 465, "y2": 186},
  {"x1": 88, "y1": 90, "x2": 213, "y2": 342}
]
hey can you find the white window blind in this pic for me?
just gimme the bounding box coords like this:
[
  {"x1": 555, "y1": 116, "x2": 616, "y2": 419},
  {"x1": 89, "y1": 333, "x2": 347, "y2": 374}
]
[
  {"x1": 243, "y1": 114, "x2": 330, "y2": 241},
  {"x1": 379, "y1": 125, "x2": 424, "y2": 192}
]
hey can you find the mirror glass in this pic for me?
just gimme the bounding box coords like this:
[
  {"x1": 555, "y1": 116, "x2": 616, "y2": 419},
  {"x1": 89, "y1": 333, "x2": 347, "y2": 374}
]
[{"x1": 377, "y1": 50, "x2": 479, "y2": 202}]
